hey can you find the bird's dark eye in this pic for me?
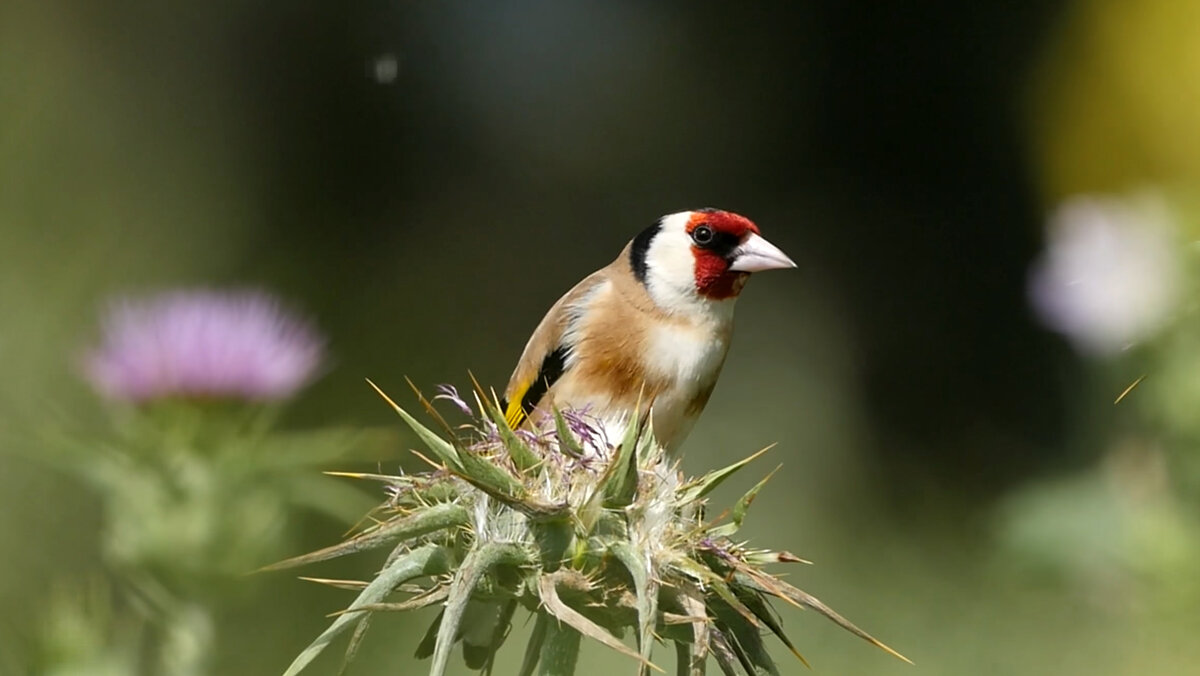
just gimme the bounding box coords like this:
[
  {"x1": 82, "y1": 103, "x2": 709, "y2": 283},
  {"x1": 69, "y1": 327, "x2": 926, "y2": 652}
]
[{"x1": 692, "y1": 225, "x2": 714, "y2": 246}]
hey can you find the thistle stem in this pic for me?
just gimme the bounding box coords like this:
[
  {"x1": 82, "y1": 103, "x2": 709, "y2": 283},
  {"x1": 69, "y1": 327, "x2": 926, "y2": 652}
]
[
  {"x1": 429, "y1": 542, "x2": 528, "y2": 676},
  {"x1": 518, "y1": 613, "x2": 549, "y2": 676},
  {"x1": 674, "y1": 642, "x2": 691, "y2": 676},
  {"x1": 537, "y1": 620, "x2": 581, "y2": 676}
]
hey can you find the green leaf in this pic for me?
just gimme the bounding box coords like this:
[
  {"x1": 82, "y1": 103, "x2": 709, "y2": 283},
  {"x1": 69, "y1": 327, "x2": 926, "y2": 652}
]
[
  {"x1": 552, "y1": 408, "x2": 585, "y2": 458},
  {"x1": 601, "y1": 410, "x2": 646, "y2": 508},
  {"x1": 506, "y1": 496, "x2": 572, "y2": 521},
  {"x1": 707, "y1": 578, "x2": 759, "y2": 629},
  {"x1": 258, "y1": 503, "x2": 469, "y2": 572},
  {"x1": 710, "y1": 596, "x2": 778, "y2": 676},
  {"x1": 405, "y1": 376, "x2": 460, "y2": 440},
  {"x1": 736, "y1": 589, "x2": 809, "y2": 669},
  {"x1": 281, "y1": 544, "x2": 452, "y2": 676},
  {"x1": 730, "y1": 465, "x2": 782, "y2": 532},
  {"x1": 334, "y1": 584, "x2": 449, "y2": 615},
  {"x1": 732, "y1": 571, "x2": 911, "y2": 664},
  {"x1": 415, "y1": 609, "x2": 444, "y2": 660},
  {"x1": 372, "y1": 380, "x2": 536, "y2": 510},
  {"x1": 610, "y1": 543, "x2": 658, "y2": 675},
  {"x1": 384, "y1": 476, "x2": 464, "y2": 509},
  {"x1": 672, "y1": 555, "x2": 759, "y2": 632},
  {"x1": 450, "y1": 470, "x2": 566, "y2": 521},
  {"x1": 429, "y1": 543, "x2": 529, "y2": 676},
  {"x1": 669, "y1": 555, "x2": 726, "y2": 589},
  {"x1": 537, "y1": 574, "x2": 663, "y2": 672},
  {"x1": 470, "y1": 380, "x2": 541, "y2": 474},
  {"x1": 581, "y1": 411, "x2": 646, "y2": 527},
  {"x1": 457, "y1": 449, "x2": 526, "y2": 498},
  {"x1": 676, "y1": 446, "x2": 774, "y2": 505},
  {"x1": 367, "y1": 379, "x2": 462, "y2": 470}
]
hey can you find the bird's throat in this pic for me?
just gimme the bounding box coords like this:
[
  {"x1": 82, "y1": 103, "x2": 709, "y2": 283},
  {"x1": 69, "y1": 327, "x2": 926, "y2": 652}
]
[{"x1": 695, "y1": 268, "x2": 748, "y2": 300}]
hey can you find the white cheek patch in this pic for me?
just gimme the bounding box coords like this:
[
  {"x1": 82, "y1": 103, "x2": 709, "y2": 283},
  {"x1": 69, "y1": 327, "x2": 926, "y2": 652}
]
[
  {"x1": 643, "y1": 211, "x2": 738, "y2": 319},
  {"x1": 644, "y1": 212, "x2": 702, "y2": 314}
]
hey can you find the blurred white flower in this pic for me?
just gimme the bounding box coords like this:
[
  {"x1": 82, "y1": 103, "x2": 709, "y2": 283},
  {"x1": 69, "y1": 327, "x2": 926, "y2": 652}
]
[{"x1": 1029, "y1": 193, "x2": 1181, "y2": 355}]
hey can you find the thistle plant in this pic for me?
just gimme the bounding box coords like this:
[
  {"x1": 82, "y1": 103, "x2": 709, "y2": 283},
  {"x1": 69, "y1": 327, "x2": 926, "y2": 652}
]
[
  {"x1": 36, "y1": 289, "x2": 380, "y2": 676},
  {"x1": 273, "y1": 379, "x2": 909, "y2": 676},
  {"x1": 72, "y1": 290, "x2": 377, "y2": 583}
]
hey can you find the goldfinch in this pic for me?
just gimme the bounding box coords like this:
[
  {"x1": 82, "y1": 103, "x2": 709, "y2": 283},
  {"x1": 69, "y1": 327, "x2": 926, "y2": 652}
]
[{"x1": 501, "y1": 208, "x2": 795, "y2": 453}]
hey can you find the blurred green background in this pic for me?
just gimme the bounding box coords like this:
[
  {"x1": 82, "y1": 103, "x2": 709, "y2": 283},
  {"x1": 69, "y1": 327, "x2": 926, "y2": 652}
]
[{"x1": 4, "y1": 1, "x2": 1200, "y2": 674}]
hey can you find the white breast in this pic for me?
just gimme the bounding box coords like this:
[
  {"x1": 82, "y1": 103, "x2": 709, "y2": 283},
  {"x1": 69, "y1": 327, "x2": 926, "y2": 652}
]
[
  {"x1": 544, "y1": 276, "x2": 734, "y2": 454},
  {"x1": 547, "y1": 318, "x2": 729, "y2": 453},
  {"x1": 646, "y1": 321, "x2": 728, "y2": 384},
  {"x1": 640, "y1": 320, "x2": 730, "y2": 448}
]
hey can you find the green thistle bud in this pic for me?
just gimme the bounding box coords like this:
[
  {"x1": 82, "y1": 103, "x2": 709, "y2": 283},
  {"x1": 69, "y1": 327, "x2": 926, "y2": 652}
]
[{"x1": 271, "y1": 380, "x2": 909, "y2": 676}]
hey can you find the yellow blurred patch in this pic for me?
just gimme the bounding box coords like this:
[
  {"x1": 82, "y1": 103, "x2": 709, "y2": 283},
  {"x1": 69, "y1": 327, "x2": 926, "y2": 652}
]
[{"x1": 1033, "y1": 0, "x2": 1200, "y2": 201}]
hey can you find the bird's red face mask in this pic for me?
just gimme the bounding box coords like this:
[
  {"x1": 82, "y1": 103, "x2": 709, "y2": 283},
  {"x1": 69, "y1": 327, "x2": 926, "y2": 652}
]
[{"x1": 685, "y1": 210, "x2": 795, "y2": 299}]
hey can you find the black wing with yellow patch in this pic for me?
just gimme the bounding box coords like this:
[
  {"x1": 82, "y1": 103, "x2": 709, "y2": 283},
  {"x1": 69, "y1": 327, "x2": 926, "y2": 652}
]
[{"x1": 503, "y1": 345, "x2": 569, "y2": 429}]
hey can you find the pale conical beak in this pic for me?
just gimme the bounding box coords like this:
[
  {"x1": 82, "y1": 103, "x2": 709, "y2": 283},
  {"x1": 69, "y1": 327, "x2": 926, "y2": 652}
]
[{"x1": 728, "y1": 233, "x2": 797, "y2": 272}]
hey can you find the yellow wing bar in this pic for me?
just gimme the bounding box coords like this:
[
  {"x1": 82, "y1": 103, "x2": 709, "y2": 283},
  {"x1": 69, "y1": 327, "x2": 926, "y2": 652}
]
[{"x1": 504, "y1": 386, "x2": 529, "y2": 429}]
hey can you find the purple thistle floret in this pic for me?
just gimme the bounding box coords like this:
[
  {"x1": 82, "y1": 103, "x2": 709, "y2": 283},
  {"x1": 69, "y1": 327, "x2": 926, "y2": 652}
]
[
  {"x1": 83, "y1": 289, "x2": 325, "y2": 403},
  {"x1": 560, "y1": 407, "x2": 609, "y2": 454},
  {"x1": 433, "y1": 384, "x2": 473, "y2": 416}
]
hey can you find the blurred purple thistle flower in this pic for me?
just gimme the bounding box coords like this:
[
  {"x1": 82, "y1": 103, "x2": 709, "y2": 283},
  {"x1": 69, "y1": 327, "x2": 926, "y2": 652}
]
[{"x1": 83, "y1": 289, "x2": 325, "y2": 403}]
